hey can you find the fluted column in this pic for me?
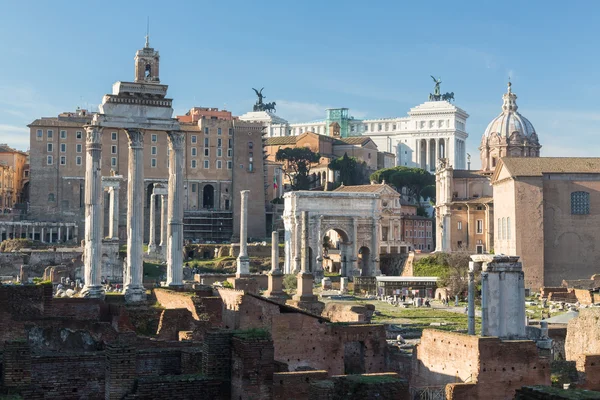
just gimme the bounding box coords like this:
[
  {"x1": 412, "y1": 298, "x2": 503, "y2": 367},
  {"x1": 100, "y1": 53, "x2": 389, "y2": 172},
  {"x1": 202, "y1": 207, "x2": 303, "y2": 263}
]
[
  {"x1": 81, "y1": 125, "x2": 104, "y2": 298},
  {"x1": 159, "y1": 193, "x2": 167, "y2": 252},
  {"x1": 468, "y1": 263, "x2": 475, "y2": 335},
  {"x1": 109, "y1": 187, "x2": 120, "y2": 239},
  {"x1": 167, "y1": 131, "x2": 185, "y2": 287},
  {"x1": 124, "y1": 129, "x2": 146, "y2": 302},
  {"x1": 236, "y1": 190, "x2": 250, "y2": 277},
  {"x1": 147, "y1": 193, "x2": 158, "y2": 254}
]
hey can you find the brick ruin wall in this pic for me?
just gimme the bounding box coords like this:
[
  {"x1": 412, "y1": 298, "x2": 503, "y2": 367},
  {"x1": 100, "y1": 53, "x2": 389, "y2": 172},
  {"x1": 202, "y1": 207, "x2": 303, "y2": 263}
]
[{"x1": 412, "y1": 329, "x2": 550, "y2": 400}]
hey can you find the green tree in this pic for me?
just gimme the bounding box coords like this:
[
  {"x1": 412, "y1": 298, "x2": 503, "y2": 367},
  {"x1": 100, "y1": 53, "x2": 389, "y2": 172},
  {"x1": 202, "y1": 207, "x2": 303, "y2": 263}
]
[
  {"x1": 276, "y1": 147, "x2": 321, "y2": 190},
  {"x1": 328, "y1": 153, "x2": 370, "y2": 186},
  {"x1": 370, "y1": 166, "x2": 435, "y2": 202}
]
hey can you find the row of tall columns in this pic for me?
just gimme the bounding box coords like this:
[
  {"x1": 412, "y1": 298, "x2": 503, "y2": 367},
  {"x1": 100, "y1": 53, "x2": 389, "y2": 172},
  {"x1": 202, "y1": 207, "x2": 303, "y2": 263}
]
[
  {"x1": 0, "y1": 222, "x2": 77, "y2": 243},
  {"x1": 416, "y1": 138, "x2": 454, "y2": 171},
  {"x1": 264, "y1": 230, "x2": 287, "y2": 302},
  {"x1": 82, "y1": 126, "x2": 186, "y2": 301},
  {"x1": 293, "y1": 211, "x2": 318, "y2": 302}
]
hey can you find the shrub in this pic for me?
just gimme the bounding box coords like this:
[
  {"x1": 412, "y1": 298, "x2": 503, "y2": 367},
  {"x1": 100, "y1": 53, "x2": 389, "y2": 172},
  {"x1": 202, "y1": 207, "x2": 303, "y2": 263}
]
[
  {"x1": 283, "y1": 274, "x2": 297, "y2": 291},
  {"x1": 222, "y1": 280, "x2": 233, "y2": 289}
]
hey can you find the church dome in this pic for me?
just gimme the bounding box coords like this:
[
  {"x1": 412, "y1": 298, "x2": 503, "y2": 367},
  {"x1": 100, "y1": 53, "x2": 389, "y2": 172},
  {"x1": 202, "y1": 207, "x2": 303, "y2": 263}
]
[{"x1": 482, "y1": 82, "x2": 539, "y2": 146}]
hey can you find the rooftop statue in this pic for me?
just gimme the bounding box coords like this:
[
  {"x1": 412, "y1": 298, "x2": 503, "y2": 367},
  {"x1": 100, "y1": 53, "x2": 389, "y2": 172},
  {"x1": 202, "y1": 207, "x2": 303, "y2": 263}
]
[
  {"x1": 431, "y1": 75, "x2": 442, "y2": 96},
  {"x1": 428, "y1": 76, "x2": 455, "y2": 102},
  {"x1": 252, "y1": 87, "x2": 277, "y2": 113}
]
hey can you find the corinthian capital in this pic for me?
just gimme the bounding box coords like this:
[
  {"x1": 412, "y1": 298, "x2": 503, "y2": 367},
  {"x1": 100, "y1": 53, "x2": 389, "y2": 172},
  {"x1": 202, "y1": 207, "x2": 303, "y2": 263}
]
[
  {"x1": 85, "y1": 126, "x2": 103, "y2": 145},
  {"x1": 167, "y1": 131, "x2": 186, "y2": 151},
  {"x1": 125, "y1": 129, "x2": 144, "y2": 148}
]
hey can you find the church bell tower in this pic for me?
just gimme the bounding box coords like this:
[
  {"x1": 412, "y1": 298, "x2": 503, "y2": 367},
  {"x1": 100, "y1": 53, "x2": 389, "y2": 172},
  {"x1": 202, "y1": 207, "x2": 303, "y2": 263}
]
[{"x1": 134, "y1": 34, "x2": 160, "y2": 83}]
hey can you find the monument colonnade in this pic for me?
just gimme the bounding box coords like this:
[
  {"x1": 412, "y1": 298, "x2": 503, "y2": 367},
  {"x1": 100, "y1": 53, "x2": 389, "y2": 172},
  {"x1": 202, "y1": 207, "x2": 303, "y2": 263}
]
[{"x1": 81, "y1": 126, "x2": 185, "y2": 301}]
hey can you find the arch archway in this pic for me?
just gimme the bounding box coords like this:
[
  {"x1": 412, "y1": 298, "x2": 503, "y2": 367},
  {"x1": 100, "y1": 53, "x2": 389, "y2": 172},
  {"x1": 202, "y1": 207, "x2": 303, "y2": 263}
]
[
  {"x1": 322, "y1": 228, "x2": 351, "y2": 276},
  {"x1": 358, "y1": 246, "x2": 371, "y2": 276},
  {"x1": 203, "y1": 185, "x2": 214, "y2": 209}
]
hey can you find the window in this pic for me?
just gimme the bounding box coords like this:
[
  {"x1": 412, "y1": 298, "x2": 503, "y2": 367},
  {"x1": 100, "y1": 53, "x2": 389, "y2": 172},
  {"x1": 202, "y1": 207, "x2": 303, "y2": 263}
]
[
  {"x1": 204, "y1": 160, "x2": 209, "y2": 169},
  {"x1": 507, "y1": 217, "x2": 511, "y2": 240},
  {"x1": 111, "y1": 145, "x2": 117, "y2": 154},
  {"x1": 204, "y1": 138, "x2": 209, "y2": 147},
  {"x1": 502, "y1": 217, "x2": 506, "y2": 240},
  {"x1": 76, "y1": 131, "x2": 82, "y2": 139},
  {"x1": 60, "y1": 143, "x2": 66, "y2": 153},
  {"x1": 151, "y1": 134, "x2": 157, "y2": 143},
  {"x1": 217, "y1": 148, "x2": 222, "y2": 157},
  {"x1": 368, "y1": 153, "x2": 371, "y2": 159},
  {"x1": 111, "y1": 157, "x2": 117, "y2": 167},
  {"x1": 227, "y1": 149, "x2": 232, "y2": 157},
  {"x1": 248, "y1": 162, "x2": 254, "y2": 172},
  {"x1": 378, "y1": 124, "x2": 382, "y2": 131},
  {"x1": 228, "y1": 128, "x2": 233, "y2": 135},
  {"x1": 476, "y1": 220, "x2": 483, "y2": 234},
  {"x1": 191, "y1": 147, "x2": 197, "y2": 156},
  {"x1": 151, "y1": 158, "x2": 157, "y2": 168},
  {"x1": 227, "y1": 161, "x2": 232, "y2": 169},
  {"x1": 60, "y1": 130, "x2": 67, "y2": 139},
  {"x1": 36, "y1": 129, "x2": 43, "y2": 140},
  {"x1": 204, "y1": 148, "x2": 209, "y2": 157},
  {"x1": 47, "y1": 155, "x2": 53, "y2": 165},
  {"x1": 457, "y1": 240, "x2": 463, "y2": 248},
  {"x1": 47, "y1": 130, "x2": 53, "y2": 139},
  {"x1": 204, "y1": 127, "x2": 209, "y2": 135},
  {"x1": 571, "y1": 191, "x2": 590, "y2": 215},
  {"x1": 76, "y1": 156, "x2": 82, "y2": 165},
  {"x1": 112, "y1": 132, "x2": 118, "y2": 141},
  {"x1": 457, "y1": 221, "x2": 462, "y2": 230},
  {"x1": 60, "y1": 156, "x2": 66, "y2": 165},
  {"x1": 228, "y1": 138, "x2": 233, "y2": 148},
  {"x1": 191, "y1": 183, "x2": 196, "y2": 192},
  {"x1": 191, "y1": 135, "x2": 197, "y2": 144},
  {"x1": 218, "y1": 127, "x2": 222, "y2": 135},
  {"x1": 76, "y1": 144, "x2": 82, "y2": 153},
  {"x1": 217, "y1": 138, "x2": 222, "y2": 147},
  {"x1": 217, "y1": 160, "x2": 222, "y2": 169},
  {"x1": 151, "y1": 146, "x2": 157, "y2": 155},
  {"x1": 191, "y1": 160, "x2": 197, "y2": 168},
  {"x1": 48, "y1": 193, "x2": 55, "y2": 202},
  {"x1": 47, "y1": 143, "x2": 53, "y2": 152},
  {"x1": 248, "y1": 141, "x2": 253, "y2": 149}
]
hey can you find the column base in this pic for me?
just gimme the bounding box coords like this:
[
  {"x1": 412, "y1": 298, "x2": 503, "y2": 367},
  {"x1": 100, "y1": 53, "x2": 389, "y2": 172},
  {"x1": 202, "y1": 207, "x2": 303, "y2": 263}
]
[
  {"x1": 124, "y1": 286, "x2": 146, "y2": 303},
  {"x1": 236, "y1": 256, "x2": 250, "y2": 277},
  {"x1": 147, "y1": 244, "x2": 158, "y2": 255},
  {"x1": 80, "y1": 285, "x2": 105, "y2": 299},
  {"x1": 233, "y1": 277, "x2": 259, "y2": 294},
  {"x1": 264, "y1": 271, "x2": 289, "y2": 303},
  {"x1": 167, "y1": 283, "x2": 184, "y2": 290},
  {"x1": 293, "y1": 272, "x2": 318, "y2": 302}
]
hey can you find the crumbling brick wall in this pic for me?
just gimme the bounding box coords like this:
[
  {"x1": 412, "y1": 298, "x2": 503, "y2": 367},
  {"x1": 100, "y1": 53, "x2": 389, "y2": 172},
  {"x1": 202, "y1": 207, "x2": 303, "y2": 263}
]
[
  {"x1": 308, "y1": 373, "x2": 408, "y2": 400},
  {"x1": 231, "y1": 335, "x2": 274, "y2": 400},
  {"x1": 273, "y1": 371, "x2": 328, "y2": 400},
  {"x1": 576, "y1": 354, "x2": 600, "y2": 391},
  {"x1": 565, "y1": 308, "x2": 600, "y2": 360}
]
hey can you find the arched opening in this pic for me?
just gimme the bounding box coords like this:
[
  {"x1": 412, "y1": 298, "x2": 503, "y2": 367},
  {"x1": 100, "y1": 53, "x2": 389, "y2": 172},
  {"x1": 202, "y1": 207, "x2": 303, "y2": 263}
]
[
  {"x1": 323, "y1": 228, "x2": 350, "y2": 276},
  {"x1": 358, "y1": 246, "x2": 371, "y2": 276},
  {"x1": 21, "y1": 182, "x2": 30, "y2": 204},
  {"x1": 203, "y1": 185, "x2": 214, "y2": 209}
]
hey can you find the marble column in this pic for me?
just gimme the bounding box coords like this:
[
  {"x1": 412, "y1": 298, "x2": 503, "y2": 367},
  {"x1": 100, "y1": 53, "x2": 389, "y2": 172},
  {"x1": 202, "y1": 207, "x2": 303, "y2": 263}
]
[
  {"x1": 468, "y1": 262, "x2": 476, "y2": 335},
  {"x1": 293, "y1": 214, "x2": 301, "y2": 273},
  {"x1": 371, "y1": 217, "x2": 380, "y2": 276},
  {"x1": 65, "y1": 226, "x2": 69, "y2": 242},
  {"x1": 49, "y1": 228, "x2": 53, "y2": 243},
  {"x1": 124, "y1": 129, "x2": 146, "y2": 302},
  {"x1": 236, "y1": 190, "x2": 250, "y2": 277},
  {"x1": 58, "y1": 226, "x2": 61, "y2": 243},
  {"x1": 160, "y1": 193, "x2": 167, "y2": 253},
  {"x1": 147, "y1": 193, "x2": 158, "y2": 254},
  {"x1": 293, "y1": 211, "x2": 318, "y2": 302},
  {"x1": 81, "y1": 125, "x2": 104, "y2": 298},
  {"x1": 480, "y1": 270, "x2": 489, "y2": 336},
  {"x1": 31, "y1": 226, "x2": 35, "y2": 241},
  {"x1": 109, "y1": 187, "x2": 120, "y2": 239},
  {"x1": 167, "y1": 131, "x2": 185, "y2": 287},
  {"x1": 41, "y1": 227, "x2": 45, "y2": 243},
  {"x1": 265, "y1": 230, "x2": 286, "y2": 301}
]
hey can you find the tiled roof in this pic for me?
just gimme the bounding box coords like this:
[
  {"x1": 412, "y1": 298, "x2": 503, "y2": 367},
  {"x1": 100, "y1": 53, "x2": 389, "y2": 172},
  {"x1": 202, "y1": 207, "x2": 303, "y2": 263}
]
[
  {"x1": 333, "y1": 183, "x2": 393, "y2": 193},
  {"x1": 452, "y1": 169, "x2": 486, "y2": 179},
  {"x1": 264, "y1": 137, "x2": 297, "y2": 146},
  {"x1": 500, "y1": 157, "x2": 600, "y2": 177},
  {"x1": 28, "y1": 118, "x2": 89, "y2": 128},
  {"x1": 0, "y1": 144, "x2": 25, "y2": 154},
  {"x1": 334, "y1": 137, "x2": 372, "y2": 146}
]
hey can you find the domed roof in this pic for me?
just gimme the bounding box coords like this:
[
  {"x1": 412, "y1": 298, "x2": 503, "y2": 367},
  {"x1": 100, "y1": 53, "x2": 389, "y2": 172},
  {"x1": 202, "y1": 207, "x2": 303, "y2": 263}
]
[{"x1": 482, "y1": 82, "x2": 539, "y2": 145}]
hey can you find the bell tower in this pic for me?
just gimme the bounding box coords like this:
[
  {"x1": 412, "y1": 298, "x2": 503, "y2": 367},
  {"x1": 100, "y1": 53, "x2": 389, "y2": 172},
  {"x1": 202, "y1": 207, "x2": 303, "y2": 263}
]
[{"x1": 134, "y1": 33, "x2": 160, "y2": 83}]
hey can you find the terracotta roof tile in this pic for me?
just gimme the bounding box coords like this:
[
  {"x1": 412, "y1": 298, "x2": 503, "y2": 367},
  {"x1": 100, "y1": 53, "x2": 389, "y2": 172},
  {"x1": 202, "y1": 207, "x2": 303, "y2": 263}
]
[
  {"x1": 333, "y1": 183, "x2": 393, "y2": 193},
  {"x1": 500, "y1": 157, "x2": 600, "y2": 177},
  {"x1": 264, "y1": 137, "x2": 298, "y2": 146},
  {"x1": 28, "y1": 118, "x2": 90, "y2": 128}
]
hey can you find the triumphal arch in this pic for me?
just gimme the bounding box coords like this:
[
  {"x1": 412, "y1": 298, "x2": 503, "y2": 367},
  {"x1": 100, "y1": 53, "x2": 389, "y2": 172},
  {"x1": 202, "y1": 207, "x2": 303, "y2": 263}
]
[{"x1": 283, "y1": 184, "x2": 406, "y2": 278}]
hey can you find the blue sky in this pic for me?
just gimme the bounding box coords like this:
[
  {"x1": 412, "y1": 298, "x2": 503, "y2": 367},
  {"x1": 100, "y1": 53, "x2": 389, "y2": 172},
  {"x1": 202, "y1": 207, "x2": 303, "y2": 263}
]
[{"x1": 1, "y1": 0, "x2": 599, "y2": 167}]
